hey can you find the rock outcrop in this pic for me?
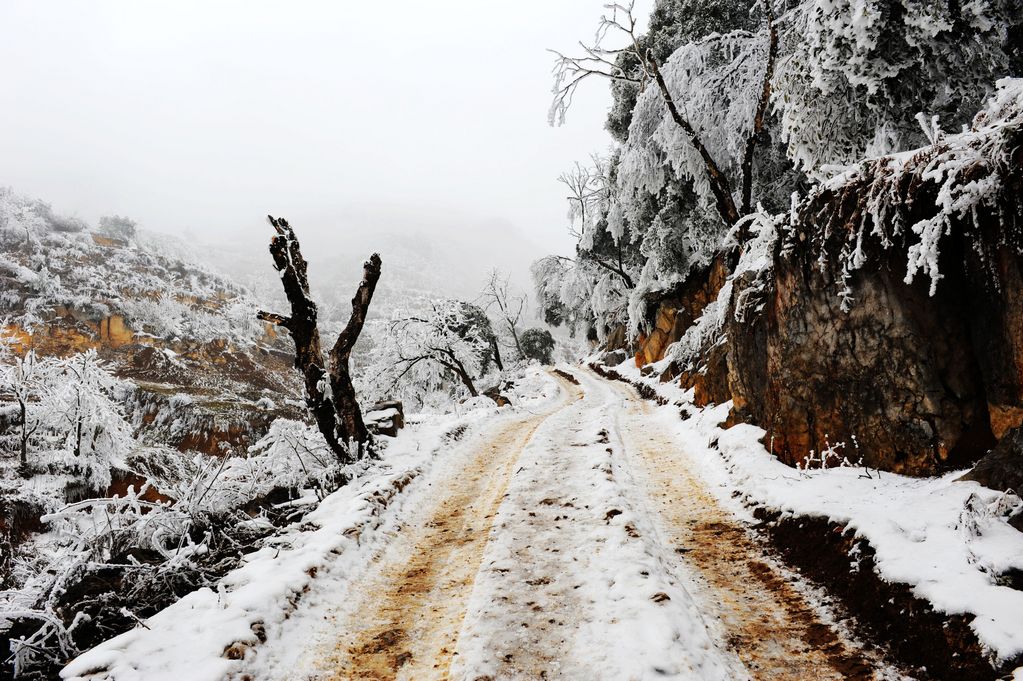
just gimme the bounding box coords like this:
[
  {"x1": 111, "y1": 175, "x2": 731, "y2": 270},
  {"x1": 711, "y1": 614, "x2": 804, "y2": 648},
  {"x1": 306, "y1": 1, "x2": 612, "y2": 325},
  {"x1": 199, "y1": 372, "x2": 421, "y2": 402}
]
[
  {"x1": 633, "y1": 82, "x2": 1023, "y2": 476},
  {"x1": 634, "y1": 253, "x2": 730, "y2": 368},
  {"x1": 959, "y1": 426, "x2": 1023, "y2": 494},
  {"x1": 366, "y1": 400, "x2": 405, "y2": 438}
]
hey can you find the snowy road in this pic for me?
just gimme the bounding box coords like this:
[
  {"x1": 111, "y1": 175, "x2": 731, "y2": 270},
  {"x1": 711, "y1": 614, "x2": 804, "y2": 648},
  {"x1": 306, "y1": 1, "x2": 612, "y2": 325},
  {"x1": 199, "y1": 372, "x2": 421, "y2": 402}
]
[{"x1": 281, "y1": 367, "x2": 882, "y2": 680}]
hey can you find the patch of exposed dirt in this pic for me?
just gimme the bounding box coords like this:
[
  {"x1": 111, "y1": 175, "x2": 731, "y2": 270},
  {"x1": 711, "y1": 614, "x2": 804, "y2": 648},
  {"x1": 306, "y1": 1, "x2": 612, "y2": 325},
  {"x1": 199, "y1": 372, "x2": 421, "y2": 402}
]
[
  {"x1": 551, "y1": 368, "x2": 580, "y2": 385},
  {"x1": 760, "y1": 511, "x2": 1018, "y2": 680},
  {"x1": 588, "y1": 362, "x2": 668, "y2": 404}
]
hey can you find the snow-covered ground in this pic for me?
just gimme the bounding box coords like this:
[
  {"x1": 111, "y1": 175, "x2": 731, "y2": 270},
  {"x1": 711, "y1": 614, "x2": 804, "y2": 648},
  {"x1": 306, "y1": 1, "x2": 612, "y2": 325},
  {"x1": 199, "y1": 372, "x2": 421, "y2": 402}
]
[
  {"x1": 450, "y1": 366, "x2": 745, "y2": 680},
  {"x1": 60, "y1": 359, "x2": 1023, "y2": 680},
  {"x1": 245, "y1": 365, "x2": 875, "y2": 680},
  {"x1": 60, "y1": 367, "x2": 563, "y2": 681},
  {"x1": 608, "y1": 357, "x2": 1023, "y2": 672}
]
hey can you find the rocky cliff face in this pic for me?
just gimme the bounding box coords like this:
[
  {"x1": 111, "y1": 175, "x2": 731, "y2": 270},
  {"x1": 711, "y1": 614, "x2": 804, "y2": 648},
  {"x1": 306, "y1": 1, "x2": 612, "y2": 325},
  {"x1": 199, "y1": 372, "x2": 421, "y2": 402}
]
[
  {"x1": 2, "y1": 316, "x2": 303, "y2": 457},
  {"x1": 632, "y1": 81, "x2": 1023, "y2": 476}
]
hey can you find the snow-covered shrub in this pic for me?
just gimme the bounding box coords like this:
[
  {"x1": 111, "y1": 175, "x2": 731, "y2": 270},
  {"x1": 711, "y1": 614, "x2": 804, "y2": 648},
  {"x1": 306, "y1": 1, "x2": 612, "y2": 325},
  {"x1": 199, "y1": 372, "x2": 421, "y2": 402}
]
[
  {"x1": 44, "y1": 351, "x2": 135, "y2": 490},
  {"x1": 224, "y1": 418, "x2": 343, "y2": 506},
  {"x1": 520, "y1": 328, "x2": 556, "y2": 365},
  {"x1": 0, "y1": 347, "x2": 57, "y2": 466},
  {"x1": 98, "y1": 215, "x2": 137, "y2": 241},
  {"x1": 1, "y1": 417, "x2": 343, "y2": 679}
]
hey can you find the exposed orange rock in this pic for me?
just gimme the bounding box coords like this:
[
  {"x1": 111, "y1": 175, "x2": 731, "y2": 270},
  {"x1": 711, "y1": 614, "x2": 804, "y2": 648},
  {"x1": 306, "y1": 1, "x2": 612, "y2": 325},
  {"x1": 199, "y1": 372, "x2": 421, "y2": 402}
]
[
  {"x1": 633, "y1": 253, "x2": 730, "y2": 367},
  {"x1": 98, "y1": 315, "x2": 135, "y2": 347},
  {"x1": 988, "y1": 404, "x2": 1023, "y2": 440},
  {"x1": 90, "y1": 234, "x2": 127, "y2": 248}
]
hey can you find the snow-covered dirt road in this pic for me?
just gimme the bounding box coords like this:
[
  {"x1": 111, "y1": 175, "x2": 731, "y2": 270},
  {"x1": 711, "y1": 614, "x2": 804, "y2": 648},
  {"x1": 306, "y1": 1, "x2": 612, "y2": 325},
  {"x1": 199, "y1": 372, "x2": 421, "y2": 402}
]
[{"x1": 283, "y1": 367, "x2": 884, "y2": 680}]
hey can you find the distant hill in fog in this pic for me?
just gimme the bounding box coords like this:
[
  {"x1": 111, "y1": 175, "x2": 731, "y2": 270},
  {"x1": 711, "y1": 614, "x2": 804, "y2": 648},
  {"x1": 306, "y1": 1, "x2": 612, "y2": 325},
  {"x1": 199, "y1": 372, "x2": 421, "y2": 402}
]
[{"x1": 188, "y1": 202, "x2": 551, "y2": 324}]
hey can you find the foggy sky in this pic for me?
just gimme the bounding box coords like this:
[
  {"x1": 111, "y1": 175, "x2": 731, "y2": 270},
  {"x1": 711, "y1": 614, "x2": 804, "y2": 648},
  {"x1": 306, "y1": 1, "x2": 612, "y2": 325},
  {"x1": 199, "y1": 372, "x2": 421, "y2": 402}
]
[{"x1": 0, "y1": 1, "x2": 649, "y2": 289}]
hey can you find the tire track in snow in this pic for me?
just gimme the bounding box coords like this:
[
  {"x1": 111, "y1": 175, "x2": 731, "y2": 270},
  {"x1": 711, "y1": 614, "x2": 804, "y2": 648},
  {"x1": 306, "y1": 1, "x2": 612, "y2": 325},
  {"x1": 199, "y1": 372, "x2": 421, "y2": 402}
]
[
  {"x1": 600, "y1": 370, "x2": 883, "y2": 680},
  {"x1": 451, "y1": 367, "x2": 746, "y2": 680},
  {"x1": 311, "y1": 373, "x2": 581, "y2": 680}
]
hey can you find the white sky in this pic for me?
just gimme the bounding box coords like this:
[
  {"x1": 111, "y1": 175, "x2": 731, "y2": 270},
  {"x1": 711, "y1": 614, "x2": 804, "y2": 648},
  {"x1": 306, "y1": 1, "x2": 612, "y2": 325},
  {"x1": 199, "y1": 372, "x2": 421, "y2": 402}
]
[{"x1": 0, "y1": 1, "x2": 649, "y2": 272}]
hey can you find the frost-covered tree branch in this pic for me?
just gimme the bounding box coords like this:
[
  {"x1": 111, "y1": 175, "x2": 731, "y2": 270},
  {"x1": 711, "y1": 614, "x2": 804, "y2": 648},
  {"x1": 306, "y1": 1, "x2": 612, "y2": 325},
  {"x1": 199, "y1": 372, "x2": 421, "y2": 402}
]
[
  {"x1": 740, "y1": 0, "x2": 778, "y2": 219},
  {"x1": 548, "y1": 2, "x2": 646, "y2": 128},
  {"x1": 550, "y1": 1, "x2": 780, "y2": 230},
  {"x1": 480, "y1": 269, "x2": 526, "y2": 361},
  {"x1": 360, "y1": 300, "x2": 501, "y2": 407}
]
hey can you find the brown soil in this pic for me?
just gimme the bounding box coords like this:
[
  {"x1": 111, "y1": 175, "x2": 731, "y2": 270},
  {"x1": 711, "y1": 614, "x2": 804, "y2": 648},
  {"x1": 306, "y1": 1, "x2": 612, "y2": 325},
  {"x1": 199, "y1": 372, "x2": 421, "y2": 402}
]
[
  {"x1": 762, "y1": 511, "x2": 1016, "y2": 680},
  {"x1": 316, "y1": 376, "x2": 579, "y2": 680},
  {"x1": 603, "y1": 373, "x2": 880, "y2": 680}
]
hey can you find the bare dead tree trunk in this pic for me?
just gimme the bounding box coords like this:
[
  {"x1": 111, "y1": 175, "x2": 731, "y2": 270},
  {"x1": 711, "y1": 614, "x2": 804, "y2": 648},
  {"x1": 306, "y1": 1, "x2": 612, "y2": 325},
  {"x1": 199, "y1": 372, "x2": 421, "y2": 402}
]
[
  {"x1": 328, "y1": 253, "x2": 382, "y2": 449},
  {"x1": 257, "y1": 216, "x2": 381, "y2": 463}
]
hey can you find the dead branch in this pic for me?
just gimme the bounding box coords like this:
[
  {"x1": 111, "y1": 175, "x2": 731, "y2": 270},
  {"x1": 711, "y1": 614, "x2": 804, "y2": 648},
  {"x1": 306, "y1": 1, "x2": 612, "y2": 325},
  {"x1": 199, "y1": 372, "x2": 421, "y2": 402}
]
[{"x1": 258, "y1": 216, "x2": 381, "y2": 462}]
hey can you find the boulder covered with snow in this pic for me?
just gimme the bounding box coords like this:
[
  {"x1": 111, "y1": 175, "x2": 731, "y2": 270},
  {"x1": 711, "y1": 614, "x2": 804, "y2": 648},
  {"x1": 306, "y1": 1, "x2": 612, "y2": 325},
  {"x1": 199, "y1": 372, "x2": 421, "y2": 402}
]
[
  {"x1": 601, "y1": 349, "x2": 629, "y2": 367},
  {"x1": 482, "y1": 385, "x2": 512, "y2": 407},
  {"x1": 365, "y1": 400, "x2": 405, "y2": 437}
]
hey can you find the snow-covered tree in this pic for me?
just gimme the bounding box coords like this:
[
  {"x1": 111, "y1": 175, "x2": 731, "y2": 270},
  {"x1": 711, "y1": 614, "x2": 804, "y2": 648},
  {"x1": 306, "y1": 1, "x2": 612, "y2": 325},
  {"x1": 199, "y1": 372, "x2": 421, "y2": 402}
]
[
  {"x1": 0, "y1": 346, "x2": 56, "y2": 467},
  {"x1": 365, "y1": 299, "x2": 501, "y2": 408},
  {"x1": 520, "y1": 328, "x2": 556, "y2": 365},
  {"x1": 46, "y1": 350, "x2": 135, "y2": 490},
  {"x1": 539, "y1": 0, "x2": 1020, "y2": 345},
  {"x1": 551, "y1": 0, "x2": 778, "y2": 228},
  {"x1": 98, "y1": 215, "x2": 137, "y2": 241},
  {"x1": 532, "y1": 255, "x2": 599, "y2": 339},
  {"x1": 773, "y1": 0, "x2": 1023, "y2": 174},
  {"x1": 479, "y1": 269, "x2": 526, "y2": 363}
]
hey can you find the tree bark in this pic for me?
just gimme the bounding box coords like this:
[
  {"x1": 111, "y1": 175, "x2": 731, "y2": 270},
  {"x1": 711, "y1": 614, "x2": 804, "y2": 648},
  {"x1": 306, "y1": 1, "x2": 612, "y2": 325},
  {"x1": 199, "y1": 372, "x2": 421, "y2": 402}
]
[
  {"x1": 258, "y1": 216, "x2": 381, "y2": 462},
  {"x1": 739, "y1": 4, "x2": 779, "y2": 223},
  {"x1": 18, "y1": 399, "x2": 27, "y2": 466},
  {"x1": 490, "y1": 336, "x2": 505, "y2": 372},
  {"x1": 647, "y1": 55, "x2": 740, "y2": 227},
  {"x1": 448, "y1": 355, "x2": 479, "y2": 397},
  {"x1": 328, "y1": 253, "x2": 382, "y2": 448}
]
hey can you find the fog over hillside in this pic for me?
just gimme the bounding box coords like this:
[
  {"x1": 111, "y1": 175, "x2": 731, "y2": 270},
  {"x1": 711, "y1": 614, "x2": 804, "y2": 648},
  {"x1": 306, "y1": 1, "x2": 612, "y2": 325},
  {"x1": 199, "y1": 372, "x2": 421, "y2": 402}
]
[{"x1": 188, "y1": 202, "x2": 547, "y2": 319}]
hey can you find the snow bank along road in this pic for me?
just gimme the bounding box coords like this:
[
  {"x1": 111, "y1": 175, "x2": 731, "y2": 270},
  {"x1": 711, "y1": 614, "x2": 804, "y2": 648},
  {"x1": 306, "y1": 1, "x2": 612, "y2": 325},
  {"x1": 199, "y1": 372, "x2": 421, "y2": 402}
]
[{"x1": 275, "y1": 367, "x2": 887, "y2": 680}]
